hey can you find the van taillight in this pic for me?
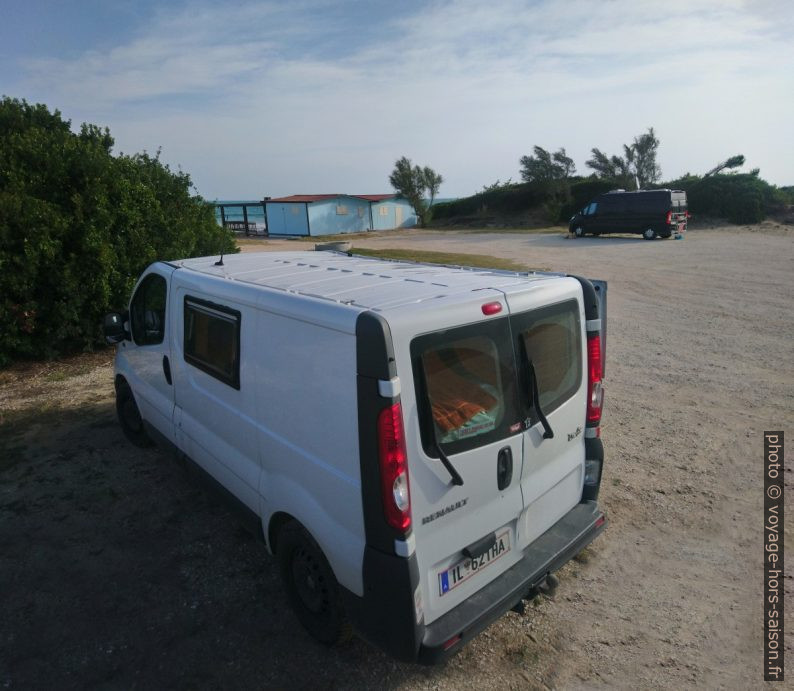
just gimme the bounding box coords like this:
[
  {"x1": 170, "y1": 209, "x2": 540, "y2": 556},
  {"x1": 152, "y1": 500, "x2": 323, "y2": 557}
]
[
  {"x1": 377, "y1": 402, "x2": 411, "y2": 533},
  {"x1": 665, "y1": 210, "x2": 672, "y2": 225},
  {"x1": 586, "y1": 333, "x2": 603, "y2": 426}
]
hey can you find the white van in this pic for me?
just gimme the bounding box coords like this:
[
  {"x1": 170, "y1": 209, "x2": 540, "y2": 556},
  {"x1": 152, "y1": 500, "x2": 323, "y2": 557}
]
[{"x1": 103, "y1": 251, "x2": 608, "y2": 663}]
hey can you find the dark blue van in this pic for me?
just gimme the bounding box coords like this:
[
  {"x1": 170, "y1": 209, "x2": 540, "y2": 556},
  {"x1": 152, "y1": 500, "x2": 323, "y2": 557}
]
[{"x1": 569, "y1": 189, "x2": 688, "y2": 240}]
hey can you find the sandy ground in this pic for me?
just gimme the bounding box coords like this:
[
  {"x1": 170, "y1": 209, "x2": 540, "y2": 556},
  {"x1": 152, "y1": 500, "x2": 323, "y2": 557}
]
[{"x1": 1, "y1": 224, "x2": 792, "y2": 689}]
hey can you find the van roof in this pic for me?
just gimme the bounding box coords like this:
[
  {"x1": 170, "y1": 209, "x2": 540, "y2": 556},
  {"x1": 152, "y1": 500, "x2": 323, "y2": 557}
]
[
  {"x1": 602, "y1": 188, "x2": 685, "y2": 195},
  {"x1": 175, "y1": 251, "x2": 559, "y2": 312}
]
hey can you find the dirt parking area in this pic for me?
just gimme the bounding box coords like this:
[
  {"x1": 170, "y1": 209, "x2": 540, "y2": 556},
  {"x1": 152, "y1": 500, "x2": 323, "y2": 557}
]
[{"x1": 1, "y1": 225, "x2": 792, "y2": 689}]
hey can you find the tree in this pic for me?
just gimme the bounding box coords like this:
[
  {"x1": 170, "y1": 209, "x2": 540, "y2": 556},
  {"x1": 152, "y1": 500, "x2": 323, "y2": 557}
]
[
  {"x1": 704, "y1": 154, "x2": 745, "y2": 177},
  {"x1": 519, "y1": 146, "x2": 575, "y2": 184},
  {"x1": 0, "y1": 96, "x2": 236, "y2": 365},
  {"x1": 388, "y1": 156, "x2": 443, "y2": 227},
  {"x1": 519, "y1": 146, "x2": 576, "y2": 222},
  {"x1": 631, "y1": 127, "x2": 661, "y2": 188},
  {"x1": 586, "y1": 127, "x2": 661, "y2": 189}
]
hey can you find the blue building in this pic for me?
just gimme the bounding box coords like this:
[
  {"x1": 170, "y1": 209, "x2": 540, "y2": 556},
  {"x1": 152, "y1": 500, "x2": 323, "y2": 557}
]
[
  {"x1": 362, "y1": 194, "x2": 417, "y2": 231},
  {"x1": 264, "y1": 194, "x2": 416, "y2": 236}
]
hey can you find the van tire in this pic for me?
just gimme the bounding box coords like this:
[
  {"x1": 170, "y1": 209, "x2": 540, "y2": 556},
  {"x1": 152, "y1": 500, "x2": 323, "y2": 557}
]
[
  {"x1": 278, "y1": 521, "x2": 352, "y2": 645},
  {"x1": 116, "y1": 382, "x2": 152, "y2": 447},
  {"x1": 574, "y1": 226, "x2": 585, "y2": 238},
  {"x1": 642, "y1": 228, "x2": 656, "y2": 240}
]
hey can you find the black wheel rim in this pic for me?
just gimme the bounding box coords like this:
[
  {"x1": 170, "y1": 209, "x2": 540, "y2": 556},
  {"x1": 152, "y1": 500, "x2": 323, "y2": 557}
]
[{"x1": 291, "y1": 547, "x2": 327, "y2": 614}]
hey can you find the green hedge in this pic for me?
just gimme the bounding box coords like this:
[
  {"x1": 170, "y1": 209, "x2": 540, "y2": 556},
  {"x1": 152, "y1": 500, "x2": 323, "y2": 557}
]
[
  {"x1": 0, "y1": 97, "x2": 237, "y2": 366},
  {"x1": 662, "y1": 173, "x2": 784, "y2": 224},
  {"x1": 432, "y1": 182, "x2": 545, "y2": 219},
  {"x1": 434, "y1": 173, "x2": 787, "y2": 226},
  {"x1": 433, "y1": 177, "x2": 624, "y2": 224}
]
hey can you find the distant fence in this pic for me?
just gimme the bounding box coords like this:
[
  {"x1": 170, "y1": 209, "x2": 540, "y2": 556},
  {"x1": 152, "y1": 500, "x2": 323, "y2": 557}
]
[{"x1": 215, "y1": 202, "x2": 267, "y2": 236}]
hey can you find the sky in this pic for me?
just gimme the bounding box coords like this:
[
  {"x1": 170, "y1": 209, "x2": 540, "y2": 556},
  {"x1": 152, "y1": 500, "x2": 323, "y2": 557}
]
[{"x1": 2, "y1": 0, "x2": 793, "y2": 200}]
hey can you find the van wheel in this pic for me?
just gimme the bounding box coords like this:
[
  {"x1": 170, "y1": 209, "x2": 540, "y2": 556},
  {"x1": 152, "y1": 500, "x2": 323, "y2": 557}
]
[
  {"x1": 642, "y1": 228, "x2": 656, "y2": 240},
  {"x1": 574, "y1": 226, "x2": 585, "y2": 238},
  {"x1": 116, "y1": 382, "x2": 152, "y2": 447},
  {"x1": 278, "y1": 521, "x2": 351, "y2": 645}
]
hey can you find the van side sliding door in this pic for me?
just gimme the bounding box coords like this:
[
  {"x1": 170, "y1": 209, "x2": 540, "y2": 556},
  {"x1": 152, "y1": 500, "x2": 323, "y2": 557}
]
[{"x1": 170, "y1": 284, "x2": 261, "y2": 513}]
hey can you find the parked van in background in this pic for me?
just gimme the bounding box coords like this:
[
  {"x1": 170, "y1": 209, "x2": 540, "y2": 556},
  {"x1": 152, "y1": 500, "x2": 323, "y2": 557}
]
[
  {"x1": 104, "y1": 251, "x2": 608, "y2": 663},
  {"x1": 569, "y1": 189, "x2": 688, "y2": 240}
]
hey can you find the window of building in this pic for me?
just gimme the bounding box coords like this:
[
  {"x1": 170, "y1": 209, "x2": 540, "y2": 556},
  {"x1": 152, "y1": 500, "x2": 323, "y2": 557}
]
[
  {"x1": 357, "y1": 206, "x2": 364, "y2": 217},
  {"x1": 291, "y1": 205, "x2": 300, "y2": 215},
  {"x1": 130, "y1": 273, "x2": 167, "y2": 346},
  {"x1": 336, "y1": 205, "x2": 348, "y2": 215},
  {"x1": 379, "y1": 206, "x2": 389, "y2": 216},
  {"x1": 184, "y1": 297, "x2": 241, "y2": 389}
]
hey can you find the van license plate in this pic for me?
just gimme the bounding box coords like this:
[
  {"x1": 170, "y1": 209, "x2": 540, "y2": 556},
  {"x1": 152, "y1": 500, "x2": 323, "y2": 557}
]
[{"x1": 438, "y1": 529, "x2": 511, "y2": 596}]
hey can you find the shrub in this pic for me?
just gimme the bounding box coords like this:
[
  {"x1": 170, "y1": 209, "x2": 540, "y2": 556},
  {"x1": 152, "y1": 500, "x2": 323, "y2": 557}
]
[
  {"x1": 432, "y1": 182, "x2": 545, "y2": 220},
  {"x1": 661, "y1": 173, "x2": 779, "y2": 224},
  {"x1": 0, "y1": 97, "x2": 236, "y2": 366}
]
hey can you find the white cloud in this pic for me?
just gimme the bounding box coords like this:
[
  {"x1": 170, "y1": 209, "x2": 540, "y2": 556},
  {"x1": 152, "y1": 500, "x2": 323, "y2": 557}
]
[{"x1": 16, "y1": 0, "x2": 794, "y2": 196}]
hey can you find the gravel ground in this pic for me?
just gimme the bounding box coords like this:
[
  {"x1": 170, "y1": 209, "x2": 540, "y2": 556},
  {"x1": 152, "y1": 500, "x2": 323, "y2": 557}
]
[{"x1": 1, "y1": 224, "x2": 792, "y2": 689}]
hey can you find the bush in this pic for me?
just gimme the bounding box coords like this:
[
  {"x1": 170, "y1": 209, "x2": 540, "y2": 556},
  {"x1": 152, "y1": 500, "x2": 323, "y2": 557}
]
[
  {"x1": 432, "y1": 182, "x2": 545, "y2": 220},
  {"x1": 0, "y1": 97, "x2": 237, "y2": 366},
  {"x1": 662, "y1": 173, "x2": 782, "y2": 224}
]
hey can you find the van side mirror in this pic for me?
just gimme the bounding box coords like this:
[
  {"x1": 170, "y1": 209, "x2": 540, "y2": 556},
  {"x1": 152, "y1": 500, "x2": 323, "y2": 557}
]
[{"x1": 104, "y1": 312, "x2": 129, "y2": 344}]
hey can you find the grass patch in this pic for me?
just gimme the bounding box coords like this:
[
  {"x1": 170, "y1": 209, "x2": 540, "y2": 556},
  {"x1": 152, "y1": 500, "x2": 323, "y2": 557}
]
[{"x1": 350, "y1": 247, "x2": 545, "y2": 272}]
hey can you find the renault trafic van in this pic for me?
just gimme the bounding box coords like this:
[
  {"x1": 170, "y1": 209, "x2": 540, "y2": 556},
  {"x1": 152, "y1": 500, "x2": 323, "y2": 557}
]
[
  {"x1": 104, "y1": 251, "x2": 608, "y2": 663},
  {"x1": 570, "y1": 189, "x2": 688, "y2": 239}
]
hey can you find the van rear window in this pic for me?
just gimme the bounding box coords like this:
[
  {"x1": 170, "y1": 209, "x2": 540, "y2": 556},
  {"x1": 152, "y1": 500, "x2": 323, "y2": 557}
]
[
  {"x1": 423, "y1": 337, "x2": 504, "y2": 443},
  {"x1": 513, "y1": 300, "x2": 581, "y2": 417},
  {"x1": 184, "y1": 297, "x2": 241, "y2": 389},
  {"x1": 412, "y1": 319, "x2": 520, "y2": 457}
]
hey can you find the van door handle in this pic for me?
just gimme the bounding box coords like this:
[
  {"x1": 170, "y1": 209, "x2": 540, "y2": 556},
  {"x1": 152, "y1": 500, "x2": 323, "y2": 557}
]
[{"x1": 162, "y1": 355, "x2": 172, "y2": 385}]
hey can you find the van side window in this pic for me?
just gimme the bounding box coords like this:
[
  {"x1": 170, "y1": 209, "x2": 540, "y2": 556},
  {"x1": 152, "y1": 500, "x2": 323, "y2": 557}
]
[
  {"x1": 586, "y1": 202, "x2": 597, "y2": 215},
  {"x1": 184, "y1": 297, "x2": 241, "y2": 389},
  {"x1": 411, "y1": 319, "x2": 520, "y2": 457},
  {"x1": 130, "y1": 274, "x2": 167, "y2": 346},
  {"x1": 513, "y1": 300, "x2": 581, "y2": 418}
]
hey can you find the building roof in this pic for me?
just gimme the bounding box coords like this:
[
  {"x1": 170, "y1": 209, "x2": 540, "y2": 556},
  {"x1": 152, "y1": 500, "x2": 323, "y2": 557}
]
[
  {"x1": 266, "y1": 194, "x2": 342, "y2": 203},
  {"x1": 355, "y1": 194, "x2": 398, "y2": 202},
  {"x1": 266, "y1": 193, "x2": 399, "y2": 203}
]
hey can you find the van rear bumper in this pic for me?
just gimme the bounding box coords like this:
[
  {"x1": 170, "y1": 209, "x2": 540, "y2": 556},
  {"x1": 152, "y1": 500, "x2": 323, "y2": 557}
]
[
  {"x1": 417, "y1": 500, "x2": 606, "y2": 664},
  {"x1": 345, "y1": 500, "x2": 606, "y2": 664}
]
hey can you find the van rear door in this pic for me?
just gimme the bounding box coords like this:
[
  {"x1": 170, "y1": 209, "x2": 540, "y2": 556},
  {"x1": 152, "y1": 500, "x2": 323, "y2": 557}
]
[
  {"x1": 502, "y1": 278, "x2": 588, "y2": 552},
  {"x1": 399, "y1": 278, "x2": 591, "y2": 626},
  {"x1": 400, "y1": 294, "x2": 526, "y2": 626}
]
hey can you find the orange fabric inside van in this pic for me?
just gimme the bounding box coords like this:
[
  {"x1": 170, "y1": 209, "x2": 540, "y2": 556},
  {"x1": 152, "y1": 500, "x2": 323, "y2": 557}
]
[{"x1": 423, "y1": 348, "x2": 498, "y2": 433}]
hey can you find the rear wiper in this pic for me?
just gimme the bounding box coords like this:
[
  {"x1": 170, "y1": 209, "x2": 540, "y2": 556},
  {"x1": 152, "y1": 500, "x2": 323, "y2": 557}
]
[
  {"x1": 526, "y1": 358, "x2": 554, "y2": 440},
  {"x1": 434, "y1": 439, "x2": 464, "y2": 486}
]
